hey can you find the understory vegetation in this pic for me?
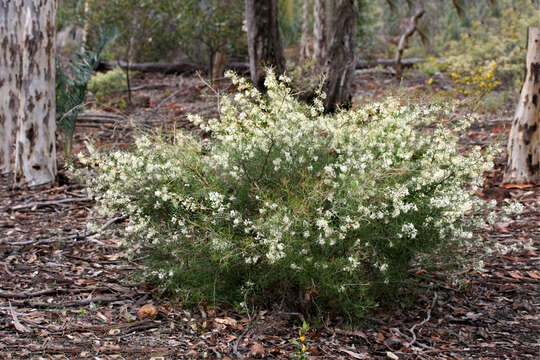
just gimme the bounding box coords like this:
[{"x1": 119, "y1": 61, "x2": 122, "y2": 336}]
[{"x1": 79, "y1": 72, "x2": 496, "y2": 319}]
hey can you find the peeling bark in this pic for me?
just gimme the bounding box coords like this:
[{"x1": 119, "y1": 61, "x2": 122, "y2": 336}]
[
  {"x1": 245, "y1": 0, "x2": 286, "y2": 90},
  {"x1": 504, "y1": 27, "x2": 540, "y2": 185},
  {"x1": 312, "y1": 0, "x2": 326, "y2": 70},
  {"x1": 0, "y1": 0, "x2": 22, "y2": 174},
  {"x1": 12, "y1": 0, "x2": 57, "y2": 186},
  {"x1": 300, "y1": 0, "x2": 311, "y2": 59}
]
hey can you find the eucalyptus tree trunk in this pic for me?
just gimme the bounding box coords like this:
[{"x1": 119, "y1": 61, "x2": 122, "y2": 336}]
[
  {"x1": 300, "y1": 0, "x2": 311, "y2": 59},
  {"x1": 245, "y1": 0, "x2": 286, "y2": 90},
  {"x1": 12, "y1": 0, "x2": 57, "y2": 186},
  {"x1": 321, "y1": 0, "x2": 358, "y2": 112},
  {"x1": 504, "y1": 27, "x2": 540, "y2": 185},
  {"x1": 312, "y1": 0, "x2": 326, "y2": 69},
  {"x1": 0, "y1": 1, "x2": 21, "y2": 174}
]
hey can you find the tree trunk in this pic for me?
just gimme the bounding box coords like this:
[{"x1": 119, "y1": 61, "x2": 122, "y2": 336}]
[
  {"x1": 212, "y1": 51, "x2": 227, "y2": 86},
  {"x1": 504, "y1": 27, "x2": 540, "y2": 185},
  {"x1": 13, "y1": 0, "x2": 57, "y2": 186},
  {"x1": 245, "y1": 0, "x2": 286, "y2": 90},
  {"x1": 300, "y1": 0, "x2": 311, "y2": 59},
  {"x1": 0, "y1": 1, "x2": 21, "y2": 174},
  {"x1": 321, "y1": 0, "x2": 358, "y2": 112},
  {"x1": 312, "y1": 0, "x2": 326, "y2": 69},
  {"x1": 394, "y1": 6, "x2": 424, "y2": 80}
]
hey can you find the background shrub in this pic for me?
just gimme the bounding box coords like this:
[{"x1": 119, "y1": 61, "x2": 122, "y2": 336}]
[
  {"x1": 87, "y1": 67, "x2": 128, "y2": 103},
  {"x1": 80, "y1": 72, "x2": 493, "y2": 319}
]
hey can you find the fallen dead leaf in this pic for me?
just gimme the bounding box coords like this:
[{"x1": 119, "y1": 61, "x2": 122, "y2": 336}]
[
  {"x1": 340, "y1": 348, "x2": 370, "y2": 359},
  {"x1": 508, "y1": 272, "x2": 523, "y2": 280},
  {"x1": 386, "y1": 351, "x2": 399, "y2": 360},
  {"x1": 249, "y1": 342, "x2": 265, "y2": 358},
  {"x1": 108, "y1": 328, "x2": 121, "y2": 335},
  {"x1": 214, "y1": 317, "x2": 237, "y2": 327},
  {"x1": 138, "y1": 304, "x2": 158, "y2": 320}
]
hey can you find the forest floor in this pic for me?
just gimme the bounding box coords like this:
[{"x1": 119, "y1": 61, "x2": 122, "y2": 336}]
[{"x1": 1, "y1": 71, "x2": 539, "y2": 359}]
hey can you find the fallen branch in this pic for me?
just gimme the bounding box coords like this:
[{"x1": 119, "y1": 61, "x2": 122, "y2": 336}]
[
  {"x1": 98, "y1": 58, "x2": 426, "y2": 75},
  {"x1": 10, "y1": 295, "x2": 131, "y2": 309},
  {"x1": 233, "y1": 316, "x2": 256, "y2": 359},
  {"x1": 99, "y1": 60, "x2": 250, "y2": 75},
  {"x1": 0, "y1": 215, "x2": 126, "y2": 246},
  {"x1": 8, "y1": 197, "x2": 92, "y2": 211},
  {"x1": 0, "y1": 288, "x2": 61, "y2": 299},
  {"x1": 356, "y1": 57, "x2": 425, "y2": 69},
  {"x1": 77, "y1": 112, "x2": 126, "y2": 123},
  {"x1": 407, "y1": 292, "x2": 438, "y2": 348}
]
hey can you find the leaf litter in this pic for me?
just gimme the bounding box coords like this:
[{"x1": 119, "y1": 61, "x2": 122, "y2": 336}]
[{"x1": 0, "y1": 72, "x2": 538, "y2": 359}]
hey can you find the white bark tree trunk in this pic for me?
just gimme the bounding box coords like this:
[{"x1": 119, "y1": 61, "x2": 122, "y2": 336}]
[
  {"x1": 312, "y1": 0, "x2": 326, "y2": 69},
  {"x1": 504, "y1": 27, "x2": 540, "y2": 185},
  {"x1": 0, "y1": 1, "x2": 21, "y2": 174},
  {"x1": 300, "y1": 0, "x2": 311, "y2": 59},
  {"x1": 12, "y1": 0, "x2": 57, "y2": 186}
]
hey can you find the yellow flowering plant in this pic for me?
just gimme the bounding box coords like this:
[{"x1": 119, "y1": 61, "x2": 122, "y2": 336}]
[{"x1": 451, "y1": 61, "x2": 500, "y2": 98}]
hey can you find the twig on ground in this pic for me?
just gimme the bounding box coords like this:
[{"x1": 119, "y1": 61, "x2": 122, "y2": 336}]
[
  {"x1": 11, "y1": 295, "x2": 132, "y2": 309},
  {"x1": 8, "y1": 301, "x2": 32, "y2": 333},
  {"x1": 0, "y1": 288, "x2": 61, "y2": 299},
  {"x1": 407, "y1": 292, "x2": 438, "y2": 348},
  {"x1": 233, "y1": 316, "x2": 255, "y2": 359},
  {"x1": 156, "y1": 88, "x2": 182, "y2": 110},
  {"x1": 1, "y1": 215, "x2": 127, "y2": 246},
  {"x1": 8, "y1": 197, "x2": 92, "y2": 211}
]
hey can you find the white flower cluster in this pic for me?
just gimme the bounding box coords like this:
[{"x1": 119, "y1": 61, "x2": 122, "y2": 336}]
[{"x1": 78, "y1": 71, "x2": 495, "y2": 301}]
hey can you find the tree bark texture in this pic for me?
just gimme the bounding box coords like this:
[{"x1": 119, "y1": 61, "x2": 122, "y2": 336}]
[
  {"x1": 11, "y1": 0, "x2": 57, "y2": 186},
  {"x1": 504, "y1": 27, "x2": 540, "y2": 185},
  {"x1": 312, "y1": 0, "x2": 326, "y2": 69},
  {"x1": 300, "y1": 0, "x2": 311, "y2": 59},
  {"x1": 321, "y1": 0, "x2": 358, "y2": 112},
  {"x1": 245, "y1": 0, "x2": 286, "y2": 90},
  {"x1": 0, "y1": 0, "x2": 21, "y2": 174},
  {"x1": 394, "y1": 6, "x2": 424, "y2": 80}
]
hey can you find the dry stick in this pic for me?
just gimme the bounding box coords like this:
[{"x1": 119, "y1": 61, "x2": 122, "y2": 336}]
[
  {"x1": 233, "y1": 323, "x2": 252, "y2": 359},
  {"x1": 395, "y1": 6, "x2": 425, "y2": 79},
  {"x1": 11, "y1": 295, "x2": 132, "y2": 309},
  {"x1": 1, "y1": 215, "x2": 127, "y2": 246},
  {"x1": 8, "y1": 197, "x2": 92, "y2": 211},
  {"x1": 407, "y1": 292, "x2": 438, "y2": 348},
  {"x1": 0, "y1": 286, "x2": 127, "y2": 299},
  {"x1": 0, "y1": 288, "x2": 61, "y2": 299},
  {"x1": 8, "y1": 301, "x2": 32, "y2": 332}
]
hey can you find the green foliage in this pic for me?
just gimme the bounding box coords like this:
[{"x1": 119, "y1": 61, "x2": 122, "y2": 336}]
[
  {"x1": 290, "y1": 321, "x2": 310, "y2": 359},
  {"x1": 57, "y1": 0, "x2": 85, "y2": 31},
  {"x1": 87, "y1": 67, "x2": 128, "y2": 104},
  {"x1": 175, "y1": 0, "x2": 245, "y2": 71},
  {"x1": 416, "y1": 0, "x2": 539, "y2": 90},
  {"x1": 56, "y1": 27, "x2": 119, "y2": 164},
  {"x1": 81, "y1": 0, "x2": 245, "y2": 65},
  {"x1": 79, "y1": 72, "x2": 493, "y2": 320}
]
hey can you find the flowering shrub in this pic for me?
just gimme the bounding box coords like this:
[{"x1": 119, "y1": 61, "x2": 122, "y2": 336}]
[
  {"x1": 451, "y1": 61, "x2": 500, "y2": 98},
  {"x1": 88, "y1": 66, "x2": 127, "y2": 103},
  {"x1": 79, "y1": 72, "x2": 493, "y2": 317}
]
